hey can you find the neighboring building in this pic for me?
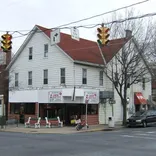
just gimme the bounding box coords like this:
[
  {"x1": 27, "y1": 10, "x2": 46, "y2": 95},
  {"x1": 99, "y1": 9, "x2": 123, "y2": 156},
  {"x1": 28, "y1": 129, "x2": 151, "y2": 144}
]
[
  {"x1": 6, "y1": 25, "x2": 151, "y2": 125},
  {"x1": 0, "y1": 48, "x2": 11, "y2": 118}
]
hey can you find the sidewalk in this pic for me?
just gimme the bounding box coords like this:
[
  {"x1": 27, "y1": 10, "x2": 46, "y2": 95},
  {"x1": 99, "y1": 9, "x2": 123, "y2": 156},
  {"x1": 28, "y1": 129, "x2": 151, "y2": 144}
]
[{"x1": 0, "y1": 124, "x2": 124, "y2": 134}]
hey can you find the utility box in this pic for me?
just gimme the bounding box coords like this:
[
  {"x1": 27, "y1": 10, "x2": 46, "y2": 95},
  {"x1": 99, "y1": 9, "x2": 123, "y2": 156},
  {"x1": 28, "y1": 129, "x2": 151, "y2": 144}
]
[{"x1": 108, "y1": 116, "x2": 115, "y2": 128}]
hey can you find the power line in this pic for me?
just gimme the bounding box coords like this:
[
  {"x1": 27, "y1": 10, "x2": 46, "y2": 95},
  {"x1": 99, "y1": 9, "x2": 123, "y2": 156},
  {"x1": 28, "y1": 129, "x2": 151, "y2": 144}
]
[
  {"x1": 0, "y1": 0, "x2": 150, "y2": 34},
  {"x1": 11, "y1": 11, "x2": 156, "y2": 39},
  {"x1": 55, "y1": 0, "x2": 150, "y2": 28}
]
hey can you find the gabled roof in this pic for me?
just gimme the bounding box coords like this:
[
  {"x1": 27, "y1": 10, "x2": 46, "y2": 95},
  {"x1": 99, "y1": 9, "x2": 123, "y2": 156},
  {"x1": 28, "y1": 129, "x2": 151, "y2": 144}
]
[
  {"x1": 7, "y1": 25, "x2": 129, "y2": 70},
  {"x1": 37, "y1": 25, "x2": 129, "y2": 65}
]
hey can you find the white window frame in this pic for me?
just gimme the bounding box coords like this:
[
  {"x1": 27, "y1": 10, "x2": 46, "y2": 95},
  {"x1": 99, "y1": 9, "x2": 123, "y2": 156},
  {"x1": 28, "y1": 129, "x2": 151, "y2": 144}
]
[
  {"x1": 99, "y1": 71, "x2": 103, "y2": 86},
  {"x1": 15, "y1": 73, "x2": 19, "y2": 87},
  {"x1": 82, "y1": 69, "x2": 87, "y2": 84},
  {"x1": 28, "y1": 71, "x2": 32, "y2": 86},
  {"x1": 29, "y1": 47, "x2": 33, "y2": 60},
  {"x1": 43, "y1": 69, "x2": 48, "y2": 84},
  {"x1": 44, "y1": 44, "x2": 48, "y2": 57},
  {"x1": 60, "y1": 68, "x2": 65, "y2": 84}
]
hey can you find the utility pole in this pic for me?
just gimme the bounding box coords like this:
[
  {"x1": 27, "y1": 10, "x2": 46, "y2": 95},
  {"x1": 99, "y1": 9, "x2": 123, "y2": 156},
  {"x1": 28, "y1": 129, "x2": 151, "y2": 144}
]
[{"x1": 0, "y1": 95, "x2": 4, "y2": 129}]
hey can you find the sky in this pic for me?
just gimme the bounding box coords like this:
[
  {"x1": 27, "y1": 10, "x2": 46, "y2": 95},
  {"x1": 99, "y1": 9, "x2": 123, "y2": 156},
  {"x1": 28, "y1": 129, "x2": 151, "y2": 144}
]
[{"x1": 0, "y1": 0, "x2": 156, "y2": 54}]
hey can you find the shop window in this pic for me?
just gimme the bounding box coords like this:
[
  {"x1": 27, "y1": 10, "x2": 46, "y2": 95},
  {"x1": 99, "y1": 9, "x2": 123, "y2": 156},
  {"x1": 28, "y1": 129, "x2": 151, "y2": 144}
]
[
  {"x1": 25, "y1": 103, "x2": 35, "y2": 114},
  {"x1": 88, "y1": 105, "x2": 98, "y2": 115},
  {"x1": 10, "y1": 103, "x2": 20, "y2": 114},
  {"x1": 81, "y1": 104, "x2": 98, "y2": 115},
  {"x1": 10, "y1": 103, "x2": 35, "y2": 114}
]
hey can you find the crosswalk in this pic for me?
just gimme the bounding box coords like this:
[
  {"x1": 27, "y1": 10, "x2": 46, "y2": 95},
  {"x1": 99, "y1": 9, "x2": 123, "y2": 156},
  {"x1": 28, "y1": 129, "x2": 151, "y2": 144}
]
[{"x1": 120, "y1": 130, "x2": 156, "y2": 140}]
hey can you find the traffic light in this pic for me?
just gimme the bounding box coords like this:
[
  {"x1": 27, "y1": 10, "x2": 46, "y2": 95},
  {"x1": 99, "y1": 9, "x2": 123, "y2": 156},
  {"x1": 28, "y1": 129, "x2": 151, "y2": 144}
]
[
  {"x1": 1, "y1": 33, "x2": 12, "y2": 52},
  {"x1": 97, "y1": 27, "x2": 110, "y2": 46}
]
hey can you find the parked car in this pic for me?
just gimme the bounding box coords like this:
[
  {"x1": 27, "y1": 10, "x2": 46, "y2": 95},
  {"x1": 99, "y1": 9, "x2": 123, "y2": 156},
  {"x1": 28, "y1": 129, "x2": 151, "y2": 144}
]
[{"x1": 126, "y1": 110, "x2": 156, "y2": 127}]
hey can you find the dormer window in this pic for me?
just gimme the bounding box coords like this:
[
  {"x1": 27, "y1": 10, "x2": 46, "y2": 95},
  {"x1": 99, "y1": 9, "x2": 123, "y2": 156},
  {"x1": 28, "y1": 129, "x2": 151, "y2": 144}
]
[{"x1": 29, "y1": 47, "x2": 33, "y2": 60}]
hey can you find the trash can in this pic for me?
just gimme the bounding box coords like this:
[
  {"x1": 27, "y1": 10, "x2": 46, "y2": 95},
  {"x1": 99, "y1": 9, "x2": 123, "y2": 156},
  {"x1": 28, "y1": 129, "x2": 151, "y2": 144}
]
[
  {"x1": 108, "y1": 116, "x2": 115, "y2": 128},
  {"x1": 0, "y1": 116, "x2": 6, "y2": 128}
]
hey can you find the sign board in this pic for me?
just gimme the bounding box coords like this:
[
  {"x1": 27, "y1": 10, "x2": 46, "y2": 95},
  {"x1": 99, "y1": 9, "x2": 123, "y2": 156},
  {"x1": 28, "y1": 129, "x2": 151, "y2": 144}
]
[
  {"x1": 50, "y1": 29, "x2": 60, "y2": 45},
  {"x1": 71, "y1": 27, "x2": 80, "y2": 41},
  {"x1": 48, "y1": 91, "x2": 62, "y2": 103},
  {"x1": 84, "y1": 91, "x2": 98, "y2": 104}
]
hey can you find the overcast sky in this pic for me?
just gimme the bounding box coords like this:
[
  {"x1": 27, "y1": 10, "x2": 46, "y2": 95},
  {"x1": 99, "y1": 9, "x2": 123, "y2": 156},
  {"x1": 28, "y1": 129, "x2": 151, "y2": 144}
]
[{"x1": 0, "y1": 0, "x2": 156, "y2": 54}]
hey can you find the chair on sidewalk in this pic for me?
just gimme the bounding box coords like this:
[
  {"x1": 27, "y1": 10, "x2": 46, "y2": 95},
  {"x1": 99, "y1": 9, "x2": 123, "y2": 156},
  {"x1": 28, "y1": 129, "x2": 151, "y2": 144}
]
[
  {"x1": 57, "y1": 116, "x2": 63, "y2": 127},
  {"x1": 45, "y1": 117, "x2": 51, "y2": 128},
  {"x1": 35, "y1": 117, "x2": 41, "y2": 128},
  {"x1": 25, "y1": 117, "x2": 31, "y2": 128}
]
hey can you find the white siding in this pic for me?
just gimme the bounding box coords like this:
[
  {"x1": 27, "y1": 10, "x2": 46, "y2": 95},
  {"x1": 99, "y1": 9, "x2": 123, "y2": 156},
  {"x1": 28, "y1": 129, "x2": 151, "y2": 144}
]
[{"x1": 9, "y1": 32, "x2": 74, "y2": 89}]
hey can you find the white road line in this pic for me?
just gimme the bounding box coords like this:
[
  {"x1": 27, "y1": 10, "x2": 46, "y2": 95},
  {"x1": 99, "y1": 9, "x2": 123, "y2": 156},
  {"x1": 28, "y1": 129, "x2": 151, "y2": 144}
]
[
  {"x1": 121, "y1": 135, "x2": 156, "y2": 140},
  {"x1": 147, "y1": 131, "x2": 156, "y2": 134}
]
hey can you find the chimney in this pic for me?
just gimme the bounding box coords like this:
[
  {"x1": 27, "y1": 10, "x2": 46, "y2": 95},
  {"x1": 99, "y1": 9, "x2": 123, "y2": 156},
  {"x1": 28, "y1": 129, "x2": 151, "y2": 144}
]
[{"x1": 125, "y1": 30, "x2": 132, "y2": 38}]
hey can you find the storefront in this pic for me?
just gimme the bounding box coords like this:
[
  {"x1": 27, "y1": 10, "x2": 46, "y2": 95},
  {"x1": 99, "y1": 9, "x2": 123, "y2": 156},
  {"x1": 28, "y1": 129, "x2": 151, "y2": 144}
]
[
  {"x1": 8, "y1": 88, "x2": 99, "y2": 125},
  {"x1": 134, "y1": 92, "x2": 147, "y2": 112}
]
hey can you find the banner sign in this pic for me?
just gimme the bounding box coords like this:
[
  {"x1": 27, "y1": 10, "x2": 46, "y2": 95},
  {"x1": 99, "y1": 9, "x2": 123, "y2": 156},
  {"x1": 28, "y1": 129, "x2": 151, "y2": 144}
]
[
  {"x1": 48, "y1": 91, "x2": 62, "y2": 103},
  {"x1": 84, "y1": 91, "x2": 98, "y2": 104}
]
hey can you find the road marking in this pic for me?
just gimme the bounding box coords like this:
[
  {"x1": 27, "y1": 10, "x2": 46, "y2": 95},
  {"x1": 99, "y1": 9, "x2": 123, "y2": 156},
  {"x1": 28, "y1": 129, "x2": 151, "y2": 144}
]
[
  {"x1": 121, "y1": 135, "x2": 156, "y2": 140},
  {"x1": 147, "y1": 131, "x2": 156, "y2": 134}
]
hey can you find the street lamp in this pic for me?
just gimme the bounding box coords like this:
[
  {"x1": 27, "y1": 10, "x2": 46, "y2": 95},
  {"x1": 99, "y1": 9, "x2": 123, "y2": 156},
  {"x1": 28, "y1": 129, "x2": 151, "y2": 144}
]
[{"x1": 127, "y1": 97, "x2": 130, "y2": 104}]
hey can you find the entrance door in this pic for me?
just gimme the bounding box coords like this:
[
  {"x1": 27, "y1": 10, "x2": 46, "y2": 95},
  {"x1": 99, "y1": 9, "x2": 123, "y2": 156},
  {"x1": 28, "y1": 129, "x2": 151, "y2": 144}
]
[{"x1": 65, "y1": 104, "x2": 81, "y2": 125}]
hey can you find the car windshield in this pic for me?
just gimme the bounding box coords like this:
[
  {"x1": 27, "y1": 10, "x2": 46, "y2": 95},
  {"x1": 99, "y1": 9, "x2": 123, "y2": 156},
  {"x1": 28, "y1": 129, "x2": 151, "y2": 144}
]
[{"x1": 132, "y1": 111, "x2": 146, "y2": 117}]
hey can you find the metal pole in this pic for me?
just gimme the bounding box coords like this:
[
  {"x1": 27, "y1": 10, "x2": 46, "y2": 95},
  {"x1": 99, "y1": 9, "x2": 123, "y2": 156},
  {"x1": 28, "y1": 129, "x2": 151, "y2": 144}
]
[{"x1": 85, "y1": 100, "x2": 88, "y2": 129}]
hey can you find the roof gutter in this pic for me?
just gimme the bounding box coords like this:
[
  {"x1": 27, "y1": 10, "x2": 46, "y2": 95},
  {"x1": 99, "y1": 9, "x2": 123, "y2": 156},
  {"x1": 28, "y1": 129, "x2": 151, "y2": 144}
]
[{"x1": 74, "y1": 60, "x2": 104, "y2": 68}]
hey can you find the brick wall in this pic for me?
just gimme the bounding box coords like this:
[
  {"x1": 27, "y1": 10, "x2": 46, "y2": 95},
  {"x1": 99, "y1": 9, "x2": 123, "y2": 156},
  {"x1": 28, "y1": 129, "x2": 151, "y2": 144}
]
[{"x1": 81, "y1": 114, "x2": 99, "y2": 125}]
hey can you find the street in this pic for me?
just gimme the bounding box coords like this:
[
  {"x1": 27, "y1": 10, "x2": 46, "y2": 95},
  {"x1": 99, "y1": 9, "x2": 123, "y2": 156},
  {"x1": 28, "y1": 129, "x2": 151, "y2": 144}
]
[{"x1": 0, "y1": 126, "x2": 156, "y2": 156}]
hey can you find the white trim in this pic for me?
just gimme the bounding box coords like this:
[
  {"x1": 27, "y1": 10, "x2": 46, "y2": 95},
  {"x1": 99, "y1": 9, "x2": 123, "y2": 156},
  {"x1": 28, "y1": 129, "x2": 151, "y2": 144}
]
[
  {"x1": 6, "y1": 26, "x2": 38, "y2": 70},
  {"x1": 74, "y1": 60, "x2": 104, "y2": 68}
]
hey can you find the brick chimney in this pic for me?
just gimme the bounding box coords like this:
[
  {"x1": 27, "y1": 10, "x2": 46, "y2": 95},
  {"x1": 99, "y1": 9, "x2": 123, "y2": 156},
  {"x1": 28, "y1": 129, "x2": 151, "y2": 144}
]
[{"x1": 125, "y1": 30, "x2": 132, "y2": 38}]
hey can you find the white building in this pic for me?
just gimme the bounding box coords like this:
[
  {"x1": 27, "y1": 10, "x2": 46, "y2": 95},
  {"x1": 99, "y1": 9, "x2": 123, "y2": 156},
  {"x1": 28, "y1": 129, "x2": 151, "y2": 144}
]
[{"x1": 6, "y1": 25, "x2": 151, "y2": 125}]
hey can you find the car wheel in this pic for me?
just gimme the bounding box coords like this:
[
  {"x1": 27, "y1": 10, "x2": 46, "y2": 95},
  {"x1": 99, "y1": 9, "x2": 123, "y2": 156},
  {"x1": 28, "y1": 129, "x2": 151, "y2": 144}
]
[{"x1": 142, "y1": 121, "x2": 147, "y2": 128}]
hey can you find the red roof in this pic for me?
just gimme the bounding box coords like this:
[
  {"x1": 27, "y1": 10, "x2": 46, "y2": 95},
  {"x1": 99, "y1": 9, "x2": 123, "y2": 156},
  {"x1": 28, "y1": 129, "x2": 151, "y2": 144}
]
[{"x1": 37, "y1": 25, "x2": 129, "y2": 65}]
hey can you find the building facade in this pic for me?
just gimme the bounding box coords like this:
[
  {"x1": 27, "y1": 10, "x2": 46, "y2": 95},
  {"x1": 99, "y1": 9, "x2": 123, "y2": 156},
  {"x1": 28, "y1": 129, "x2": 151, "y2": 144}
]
[{"x1": 7, "y1": 25, "x2": 152, "y2": 125}]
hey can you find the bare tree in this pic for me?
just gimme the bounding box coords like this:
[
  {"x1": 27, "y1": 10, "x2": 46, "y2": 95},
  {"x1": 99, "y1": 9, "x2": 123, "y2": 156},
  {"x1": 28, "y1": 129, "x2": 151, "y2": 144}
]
[{"x1": 101, "y1": 10, "x2": 154, "y2": 125}]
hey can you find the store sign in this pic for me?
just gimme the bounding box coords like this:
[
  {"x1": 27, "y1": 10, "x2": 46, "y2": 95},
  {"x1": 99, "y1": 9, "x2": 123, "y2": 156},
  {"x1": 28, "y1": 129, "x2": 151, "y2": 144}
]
[
  {"x1": 48, "y1": 91, "x2": 62, "y2": 103},
  {"x1": 84, "y1": 91, "x2": 98, "y2": 104}
]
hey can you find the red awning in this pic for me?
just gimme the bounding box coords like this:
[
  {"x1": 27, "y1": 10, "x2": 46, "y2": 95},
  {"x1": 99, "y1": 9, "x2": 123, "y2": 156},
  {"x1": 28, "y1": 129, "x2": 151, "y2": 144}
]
[{"x1": 134, "y1": 92, "x2": 147, "y2": 105}]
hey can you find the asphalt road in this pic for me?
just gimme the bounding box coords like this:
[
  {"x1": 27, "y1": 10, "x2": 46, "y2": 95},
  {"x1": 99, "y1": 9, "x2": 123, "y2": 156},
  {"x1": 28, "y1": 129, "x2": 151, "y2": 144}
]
[{"x1": 0, "y1": 126, "x2": 156, "y2": 156}]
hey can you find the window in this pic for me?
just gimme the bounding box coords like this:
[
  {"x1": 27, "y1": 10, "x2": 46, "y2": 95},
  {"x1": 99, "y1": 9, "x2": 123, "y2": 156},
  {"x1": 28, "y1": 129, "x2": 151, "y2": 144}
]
[
  {"x1": 81, "y1": 104, "x2": 98, "y2": 115},
  {"x1": 10, "y1": 103, "x2": 20, "y2": 114},
  {"x1": 25, "y1": 103, "x2": 35, "y2": 114},
  {"x1": 82, "y1": 69, "x2": 87, "y2": 84},
  {"x1": 29, "y1": 47, "x2": 33, "y2": 60},
  {"x1": 142, "y1": 78, "x2": 145, "y2": 90},
  {"x1": 60, "y1": 68, "x2": 65, "y2": 84},
  {"x1": 44, "y1": 44, "x2": 48, "y2": 57},
  {"x1": 10, "y1": 103, "x2": 35, "y2": 114},
  {"x1": 28, "y1": 71, "x2": 32, "y2": 85},
  {"x1": 99, "y1": 71, "x2": 103, "y2": 86},
  {"x1": 43, "y1": 69, "x2": 48, "y2": 84},
  {"x1": 15, "y1": 73, "x2": 18, "y2": 87}
]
